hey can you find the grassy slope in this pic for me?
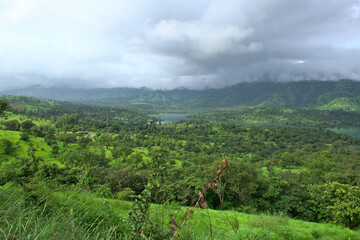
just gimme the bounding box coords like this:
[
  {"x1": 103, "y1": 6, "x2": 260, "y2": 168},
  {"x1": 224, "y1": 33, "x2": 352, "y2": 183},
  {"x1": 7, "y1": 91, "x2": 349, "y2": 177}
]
[
  {"x1": 140, "y1": 203, "x2": 360, "y2": 240},
  {"x1": 0, "y1": 130, "x2": 57, "y2": 163},
  {"x1": 2, "y1": 185, "x2": 358, "y2": 240},
  {"x1": 319, "y1": 97, "x2": 360, "y2": 111},
  {"x1": 0, "y1": 112, "x2": 60, "y2": 165}
]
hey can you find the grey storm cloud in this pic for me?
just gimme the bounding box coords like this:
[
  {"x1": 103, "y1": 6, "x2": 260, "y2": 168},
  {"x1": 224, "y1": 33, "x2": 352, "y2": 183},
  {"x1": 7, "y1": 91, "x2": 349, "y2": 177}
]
[{"x1": 0, "y1": 0, "x2": 359, "y2": 90}]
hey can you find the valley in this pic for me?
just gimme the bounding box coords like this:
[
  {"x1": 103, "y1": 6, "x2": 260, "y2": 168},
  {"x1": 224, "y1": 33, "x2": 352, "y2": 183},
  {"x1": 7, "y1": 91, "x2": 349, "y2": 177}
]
[
  {"x1": 1, "y1": 84, "x2": 360, "y2": 239},
  {"x1": 1, "y1": 0, "x2": 360, "y2": 238}
]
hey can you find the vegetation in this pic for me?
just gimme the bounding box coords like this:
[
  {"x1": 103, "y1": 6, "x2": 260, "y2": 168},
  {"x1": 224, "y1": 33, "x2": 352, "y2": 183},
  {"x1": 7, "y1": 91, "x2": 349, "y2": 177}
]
[
  {"x1": 4, "y1": 79, "x2": 360, "y2": 109},
  {"x1": 1, "y1": 96, "x2": 360, "y2": 239},
  {"x1": 0, "y1": 99, "x2": 10, "y2": 114},
  {"x1": 319, "y1": 97, "x2": 360, "y2": 111},
  {"x1": 190, "y1": 107, "x2": 360, "y2": 128},
  {"x1": 1, "y1": 183, "x2": 357, "y2": 240}
]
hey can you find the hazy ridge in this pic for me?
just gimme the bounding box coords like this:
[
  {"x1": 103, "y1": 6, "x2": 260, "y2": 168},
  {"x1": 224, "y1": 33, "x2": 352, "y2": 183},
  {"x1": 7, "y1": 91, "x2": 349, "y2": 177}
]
[{"x1": 3, "y1": 80, "x2": 360, "y2": 110}]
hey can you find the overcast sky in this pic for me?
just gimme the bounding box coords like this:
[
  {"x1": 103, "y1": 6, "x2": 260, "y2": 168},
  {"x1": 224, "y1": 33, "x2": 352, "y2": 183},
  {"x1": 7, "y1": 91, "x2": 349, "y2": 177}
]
[{"x1": 0, "y1": 0, "x2": 360, "y2": 90}]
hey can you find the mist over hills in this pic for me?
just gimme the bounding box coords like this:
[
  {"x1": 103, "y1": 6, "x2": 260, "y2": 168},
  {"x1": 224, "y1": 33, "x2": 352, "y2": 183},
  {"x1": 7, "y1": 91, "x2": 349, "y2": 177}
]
[{"x1": 2, "y1": 80, "x2": 360, "y2": 109}]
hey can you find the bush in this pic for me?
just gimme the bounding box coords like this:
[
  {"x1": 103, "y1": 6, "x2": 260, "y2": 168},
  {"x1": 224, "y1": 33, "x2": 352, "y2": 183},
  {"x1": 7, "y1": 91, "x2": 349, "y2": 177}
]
[
  {"x1": 21, "y1": 120, "x2": 35, "y2": 130},
  {"x1": 3, "y1": 120, "x2": 20, "y2": 131},
  {"x1": 2, "y1": 139, "x2": 12, "y2": 154},
  {"x1": 20, "y1": 132, "x2": 30, "y2": 141},
  {"x1": 0, "y1": 100, "x2": 9, "y2": 114},
  {"x1": 309, "y1": 182, "x2": 360, "y2": 229}
]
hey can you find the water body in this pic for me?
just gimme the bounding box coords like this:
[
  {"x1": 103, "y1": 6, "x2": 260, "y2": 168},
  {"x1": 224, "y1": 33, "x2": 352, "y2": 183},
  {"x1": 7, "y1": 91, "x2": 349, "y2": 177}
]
[
  {"x1": 149, "y1": 113, "x2": 193, "y2": 124},
  {"x1": 149, "y1": 113, "x2": 360, "y2": 138},
  {"x1": 327, "y1": 126, "x2": 360, "y2": 139}
]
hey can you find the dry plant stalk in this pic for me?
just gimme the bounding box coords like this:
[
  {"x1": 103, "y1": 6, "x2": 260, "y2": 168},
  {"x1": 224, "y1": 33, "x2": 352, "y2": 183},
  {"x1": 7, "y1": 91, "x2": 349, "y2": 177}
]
[{"x1": 170, "y1": 159, "x2": 228, "y2": 239}]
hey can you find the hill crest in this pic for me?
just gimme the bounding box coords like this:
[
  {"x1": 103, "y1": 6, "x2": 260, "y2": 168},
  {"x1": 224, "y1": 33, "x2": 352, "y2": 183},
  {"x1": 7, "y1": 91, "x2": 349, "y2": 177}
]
[{"x1": 2, "y1": 79, "x2": 360, "y2": 109}]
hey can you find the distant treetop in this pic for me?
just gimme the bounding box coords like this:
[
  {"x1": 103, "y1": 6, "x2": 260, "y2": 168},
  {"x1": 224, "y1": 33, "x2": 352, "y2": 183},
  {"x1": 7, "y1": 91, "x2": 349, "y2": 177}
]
[{"x1": 0, "y1": 99, "x2": 9, "y2": 114}]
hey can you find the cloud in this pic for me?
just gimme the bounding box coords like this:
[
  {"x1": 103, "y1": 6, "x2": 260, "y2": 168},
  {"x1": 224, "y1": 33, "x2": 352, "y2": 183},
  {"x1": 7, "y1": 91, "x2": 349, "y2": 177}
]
[
  {"x1": 148, "y1": 20, "x2": 260, "y2": 57},
  {"x1": 0, "y1": 0, "x2": 359, "y2": 90}
]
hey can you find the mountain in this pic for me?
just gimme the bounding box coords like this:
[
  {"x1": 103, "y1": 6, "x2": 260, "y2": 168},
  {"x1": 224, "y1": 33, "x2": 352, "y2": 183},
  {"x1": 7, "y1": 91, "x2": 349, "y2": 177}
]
[
  {"x1": 0, "y1": 95, "x2": 150, "y2": 123},
  {"x1": 2, "y1": 79, "x2": 360, "y2": 109},
  {"x1": 319, "y1": 96, "x2": 360, "y2": 111},
  {"x1": 1, "y1": 86, "x2": 208, "y2": 108}
]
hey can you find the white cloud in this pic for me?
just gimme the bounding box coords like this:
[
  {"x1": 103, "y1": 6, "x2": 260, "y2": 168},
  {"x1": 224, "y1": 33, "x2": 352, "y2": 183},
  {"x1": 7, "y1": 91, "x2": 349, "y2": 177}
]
[
  {"x1": 148, "y1": 19, "x2": 259, "y2": 57},
  {"x1": 291, "y1": 60, "x2": 306, "y2": 64},
  {"x1": 0, "y1": 0, "x2": 359, "y2": 90}
]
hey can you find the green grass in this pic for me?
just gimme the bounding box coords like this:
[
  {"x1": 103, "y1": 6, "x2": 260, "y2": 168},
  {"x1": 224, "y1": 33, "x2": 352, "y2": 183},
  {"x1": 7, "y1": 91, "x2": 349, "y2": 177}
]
[
  {"x1": 1, "y1": 183, "x2": 359, "y2": 240},
  {"x1": 1, "y1": 111, "x2": 53, "y2": 126},
  {"x1": 0, "y1": 130, "x2": 60, "y2": 165},
  {"x1": 0, "y1": 183, "x2": 128, "y2": 240},
  {"x1": 0, "y1": 112, "x2": 57, "y2": 163},
  {"x1": 144, "y1": 204, "x2": 359, "y2": 240}
]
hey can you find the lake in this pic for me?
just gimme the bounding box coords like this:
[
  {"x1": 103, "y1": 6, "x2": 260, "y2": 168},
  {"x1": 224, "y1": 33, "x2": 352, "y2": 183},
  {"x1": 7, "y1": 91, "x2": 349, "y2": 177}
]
[
  {"x1": 149, "y1": 113, "x2": 194, "y2": 124},
  {"x1": 149, "y1": 113, "x2": 360, "y2": 139}
]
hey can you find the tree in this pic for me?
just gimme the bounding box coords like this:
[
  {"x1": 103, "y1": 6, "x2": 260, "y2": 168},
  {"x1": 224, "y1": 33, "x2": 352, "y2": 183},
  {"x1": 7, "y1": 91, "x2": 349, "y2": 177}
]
[
  {"x1": 20, "y1": 132, "x2": 30, "y2": 141},
  {"x1": 279, "y1": 152, "x2": 295, "y2": 168},
  {"x1": 21, "y1": 120, "x2": 35, "y2": 130},
  {"x1": 2, "y1": 139, "x2": 12, "y2": 154},
  {"x1": 0, "y1": 100, "x2": 9, "y2": 114},
  {"x1": 60, "y1": 133, "x2": 77, "y2": 147},
  {"x1": 322, "y1": 182, "x2": 360, "y2": 229},
  {"x1": 226, "y1": 160, "x2": 259, "y2": 206},
  {"x1": 97, "y1": 133, "x2": 113, "y2": 149},
  {"x1": 3, "y1": 120, "x2": 20, "y2": 131},
  {"x1": 309, "y1": 182, "x2": 360, "y2": 229},
  {"x1": 126, "y1": 152, "x2": 144, "y2": 167},
  {"x1": 60, "y1": 147, "x2": 110, "y2": 169},
  {"x1": 51, "y1": 143, "x2": 59, "y2": 154}
]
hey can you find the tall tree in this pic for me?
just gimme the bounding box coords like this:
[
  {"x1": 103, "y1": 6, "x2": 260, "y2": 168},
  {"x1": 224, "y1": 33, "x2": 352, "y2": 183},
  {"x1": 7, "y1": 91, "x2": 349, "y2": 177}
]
[{"x1": 0, "y1": 100, "x2": 9, "y2": 114}]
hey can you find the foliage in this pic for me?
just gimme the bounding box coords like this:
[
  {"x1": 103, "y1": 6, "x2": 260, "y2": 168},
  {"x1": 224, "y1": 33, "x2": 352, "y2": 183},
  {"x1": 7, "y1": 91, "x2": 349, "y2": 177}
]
[
  {"x1": 4, "y1": 79, "x2": 360, "y2": 109},
  {"x1": 127, "y1": 148, "x2": 172, "y2": 239},
  {"x1": 0, "y1": 99, "x2": 9, "y2": 114},
  {"x1": 1, "y1": 95, "x2": 360, "y2": 238},
  {"x1": 2, "y1": 139, "x2": 12, "y2": 154},
  {"x1": 3, "y1": 120, "x2": 21, "y2": 131},
  {"x1": 0, "y1": 183, "x2": 129, "y2": 240},
  {"x1": 21, "y1": 120, "x2": 35, "y2": 130},
  {"x1": 320, "y1": 96, "x2": 360, "y2": 111},
  {"x1": 225, "y1": 160, "x2": 259, "y2": 206},
  {"x1": 1, "y1": 183, "x2": 357, "y2": 240},
  {"x1": 191, "y1": 107, "x2": 360, "y2": 128},
  {"x1": 321, "y1": 182, "x2": 360, "y2": 229},
  {"x1": 60, "y1": 147, "x2": 110, "y2": 169},
  {"x1": 20, "y1": 132, "x2": 30, "y2": 141}
]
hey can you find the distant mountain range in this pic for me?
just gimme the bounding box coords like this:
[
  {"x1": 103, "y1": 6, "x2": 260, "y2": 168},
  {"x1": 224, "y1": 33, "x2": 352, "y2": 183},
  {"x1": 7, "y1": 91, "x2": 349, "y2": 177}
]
[{"x1": 2, "y1": 80, "x2": 360, "y2": 110}]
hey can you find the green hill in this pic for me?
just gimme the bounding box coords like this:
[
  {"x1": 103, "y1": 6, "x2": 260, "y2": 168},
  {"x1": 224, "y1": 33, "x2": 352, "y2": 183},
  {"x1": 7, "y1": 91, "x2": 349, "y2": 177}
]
[
  {"x1": 1, "y1": 184, "x2": 358, "y2": 240},
  {"x1": 0, "y1": 95, "x2": 151, "y2": 123},
  {"x1": 3, "y1": 79, "x2": 360, "y2": 109},
  {"x1": 2, "y1": 97, "x2": 360, "y2": 239},
  {"x1": 319, "y1": 97, "x2": 360, "y2": 111}
]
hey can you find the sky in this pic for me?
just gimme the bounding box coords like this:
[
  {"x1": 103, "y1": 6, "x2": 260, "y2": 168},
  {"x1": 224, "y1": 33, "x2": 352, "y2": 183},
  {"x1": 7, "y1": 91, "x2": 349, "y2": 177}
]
[{"x1": 0, "y1": 0, "x2": 360, "y2": 90}]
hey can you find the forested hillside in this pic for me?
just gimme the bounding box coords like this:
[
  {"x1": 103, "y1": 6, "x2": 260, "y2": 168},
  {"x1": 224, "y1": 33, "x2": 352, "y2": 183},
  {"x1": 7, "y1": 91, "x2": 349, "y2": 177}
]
[
  {"x1": 0, "y1": 95, "x2": 151, "y2": 123},
  {"x1": 191, "y1": 107, "x2": 360, "y2": 128},
  {"x1": 1, "y1": 97, "x2": 360, "y2": 239},
  {"x1": 3, "y1": 80, "x2": 360, "y2": 109}
]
